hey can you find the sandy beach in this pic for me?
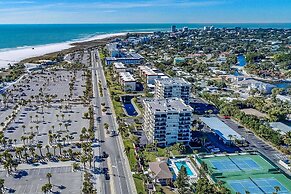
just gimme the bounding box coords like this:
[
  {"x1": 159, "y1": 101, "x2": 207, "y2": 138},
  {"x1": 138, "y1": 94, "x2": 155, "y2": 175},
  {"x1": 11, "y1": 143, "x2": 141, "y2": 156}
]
[{"x1": 0, "y1": 32, "x2": 127, "y2": 69}]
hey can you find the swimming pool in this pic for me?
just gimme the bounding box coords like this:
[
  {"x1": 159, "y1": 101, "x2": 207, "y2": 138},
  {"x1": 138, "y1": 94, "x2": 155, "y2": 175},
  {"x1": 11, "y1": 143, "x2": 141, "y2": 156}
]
[
  {"x1": 123, "y1": 103, "x2": 138, "y2": 116},
  {"x1": 174, "y1": 161, "x2": 194, "y2": 176}
]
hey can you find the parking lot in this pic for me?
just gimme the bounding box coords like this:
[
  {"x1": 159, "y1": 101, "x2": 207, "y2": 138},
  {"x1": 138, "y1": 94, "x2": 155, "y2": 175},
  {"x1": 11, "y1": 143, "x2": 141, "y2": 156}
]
[
  {"x1": 0, "y1": 166, "x2": 82, "y2": 194},
  {"x1": 220, "y1": 117, "x2": 289, "y2": 165},
  {"x1": 190, "y1": 98, "x2": 219, "y2": 115},
  {"x1": 8, "y1": 69, "x2": 86, "y2": 101},
  {"x1": 5, "y1": 103, "x2": 90, "y2": 145}
]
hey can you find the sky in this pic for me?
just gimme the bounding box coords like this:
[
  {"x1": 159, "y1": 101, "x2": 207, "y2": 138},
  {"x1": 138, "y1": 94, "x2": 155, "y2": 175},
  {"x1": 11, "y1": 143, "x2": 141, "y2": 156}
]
[{"x1": 0, "y1": 0, "x2": 290, "y2": 24}]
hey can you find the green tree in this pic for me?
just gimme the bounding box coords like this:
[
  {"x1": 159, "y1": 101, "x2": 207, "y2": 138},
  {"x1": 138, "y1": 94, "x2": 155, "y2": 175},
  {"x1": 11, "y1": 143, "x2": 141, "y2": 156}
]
[
  {"x1": 175, "y1": 166, "x2": 189, "y2": 194},
  {"x1": 46, "y1": 173, "x2": 52, "y2": 184}
]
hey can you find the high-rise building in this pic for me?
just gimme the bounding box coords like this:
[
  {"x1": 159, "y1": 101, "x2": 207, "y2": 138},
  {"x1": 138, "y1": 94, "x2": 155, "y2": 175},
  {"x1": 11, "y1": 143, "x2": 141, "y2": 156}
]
[
  {"x1": 155, "y1": 78, "x2": 191, "y2": 104},
  {"x1": 143, "y1": 98, "x2": 193, "y2": 147}
]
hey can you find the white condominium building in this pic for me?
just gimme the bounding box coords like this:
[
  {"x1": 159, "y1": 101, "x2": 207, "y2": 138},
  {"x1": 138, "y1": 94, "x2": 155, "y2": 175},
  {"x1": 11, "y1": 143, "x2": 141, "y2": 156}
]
[
  {"x1": 143, "y1": 98, "x2": 193, "y2": 147},
  {"x1": 155, "y1": 78, "x2": 191, "y2": 104},
  {"x1": 113, "y1": 62, "x2": 126, "y2": 73},
  {"x1": 119, "y1": 72, "x2": 136, "y2": 91},
  {"x1": 138, "y1": 66, "x2": 167, "y2": 85}
]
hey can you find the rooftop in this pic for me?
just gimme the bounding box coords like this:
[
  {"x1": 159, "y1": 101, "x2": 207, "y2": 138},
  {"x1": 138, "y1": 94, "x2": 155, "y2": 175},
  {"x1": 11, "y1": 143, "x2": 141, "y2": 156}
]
[
  {"x1": 155, "y1": 77, "x2": 191, "y2": 87},
  {"x1": 144, "y1": 98, "x2": 193, "y2": 113},
  {"x1": 200, "y1": 117, "x2": 243, "y2": 141},
  {"x1": 270, "y1": 122, "x2": 291, "y2": 135},
  {"x1": 139, "y1": 66, "x2": 157, "y2": 75},
  {"x1": 149, "y1": 161, "x2": 173, "y2": 180},
  {"x1": 119, "y1": 72, "x2": 136, "y2": 82},
  {"x1": 114, "y1": 62, "x2": 126, "y2": 69}
]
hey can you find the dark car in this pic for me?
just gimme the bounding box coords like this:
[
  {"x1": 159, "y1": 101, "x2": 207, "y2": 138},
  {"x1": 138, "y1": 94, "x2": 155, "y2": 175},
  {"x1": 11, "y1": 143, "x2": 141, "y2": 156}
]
[
  {"x1": 102, "y1": 151, "x2": 109, "y2": 158},
  {"x1": 105, "y1": 173, "x2": 110, "y2": 180}
]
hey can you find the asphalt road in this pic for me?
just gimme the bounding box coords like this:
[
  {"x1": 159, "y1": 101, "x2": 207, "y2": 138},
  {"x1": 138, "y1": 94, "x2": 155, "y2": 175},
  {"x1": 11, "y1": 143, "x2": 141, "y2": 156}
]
[{"x1": 91, "y1": 50, "x2": 136, "y2": 194}]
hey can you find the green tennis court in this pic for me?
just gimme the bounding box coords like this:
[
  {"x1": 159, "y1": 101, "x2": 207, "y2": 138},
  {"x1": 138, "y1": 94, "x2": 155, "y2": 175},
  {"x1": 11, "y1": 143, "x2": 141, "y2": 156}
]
[
  {"x1": 200, "y1": 154, "x2": 275, "y2": 175},
  {"x1": 197, "y1": 154, "x2": 291, "y2": 194}
]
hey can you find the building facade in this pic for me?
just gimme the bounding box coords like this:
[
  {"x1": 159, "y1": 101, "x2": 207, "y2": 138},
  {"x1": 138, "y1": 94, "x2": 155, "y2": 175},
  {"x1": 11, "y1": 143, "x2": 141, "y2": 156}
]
[
  {"x1": 113, "y1": 62, "x2": 126, "y2": 73},
  {"x1": 143, "y1": 98, "x2": 193, "y2": 147},
  {"x1": 119, "y1": 72, "x2": 136, "y2": 91},
  {"x1": 155, "y1": 78, "x2": 191, "y2": 104}
]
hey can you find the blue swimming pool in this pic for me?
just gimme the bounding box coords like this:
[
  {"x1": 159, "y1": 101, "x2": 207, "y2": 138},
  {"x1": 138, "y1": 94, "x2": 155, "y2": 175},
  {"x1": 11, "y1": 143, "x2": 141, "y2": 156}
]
[
  {"x1": 237, "y1": 55, "x2": 247, "y2": 67},
  {"x1": 123, "y1": 103, "x2": 138, "y2": 116},
  {"x1": 174, "y1": 161, "x2": 194, "y2": 176}
]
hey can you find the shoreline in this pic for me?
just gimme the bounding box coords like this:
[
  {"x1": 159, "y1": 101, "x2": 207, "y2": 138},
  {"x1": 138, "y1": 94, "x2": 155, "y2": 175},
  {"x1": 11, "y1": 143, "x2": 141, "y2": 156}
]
[{"x1": 0, "y1": 31, "x2": 150, "y2": 69}]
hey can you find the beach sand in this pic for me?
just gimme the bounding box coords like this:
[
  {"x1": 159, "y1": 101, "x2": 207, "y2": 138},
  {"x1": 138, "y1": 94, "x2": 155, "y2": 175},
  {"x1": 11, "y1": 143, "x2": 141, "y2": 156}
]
[{"x1": 0, "y1": 32, "x2": 127, "y2": 69}]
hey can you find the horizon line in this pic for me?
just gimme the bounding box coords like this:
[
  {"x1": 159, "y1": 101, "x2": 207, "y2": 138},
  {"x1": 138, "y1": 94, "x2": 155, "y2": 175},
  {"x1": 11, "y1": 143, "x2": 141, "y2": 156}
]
[{"x1": 0, "y1": 22, "x2": 291, "y2": 25}]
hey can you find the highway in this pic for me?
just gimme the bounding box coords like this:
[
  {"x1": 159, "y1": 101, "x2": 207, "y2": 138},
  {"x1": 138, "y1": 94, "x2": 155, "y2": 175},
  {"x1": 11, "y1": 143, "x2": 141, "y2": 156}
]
[{"x1": 91, "y1": 49, "x2": 137, "y2": 194}]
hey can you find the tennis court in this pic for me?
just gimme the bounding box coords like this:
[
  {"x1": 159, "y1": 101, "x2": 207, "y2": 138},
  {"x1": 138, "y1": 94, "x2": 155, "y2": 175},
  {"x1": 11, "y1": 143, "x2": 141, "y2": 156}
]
[
  {"x1": 253, "y1": 178, "x2": 290, "y2": 194},
  {"x1": 211, "y1": 159, "x2": 241, "y2": 172},
  {"x1": 197, "y1": 153, "x2": 291, "y2": 194},
  {"x1": 200, "y1": 154, "x2": 275, "y2": 175},
  {"x1": 228, "y1": 179, "x2": 263, "y2": 194},
  {"x1": 228, "y1": 177, "x2": 290, "y2": 194},
  {"x1": 209, "y1": 157, "x2": 261, "y2": 172}
]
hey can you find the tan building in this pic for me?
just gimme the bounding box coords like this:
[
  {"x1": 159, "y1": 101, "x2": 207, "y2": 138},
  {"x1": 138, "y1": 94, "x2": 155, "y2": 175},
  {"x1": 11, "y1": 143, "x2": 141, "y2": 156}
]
[{"x1": 148, "y1": 161, "x2": 173, "y2": 186}]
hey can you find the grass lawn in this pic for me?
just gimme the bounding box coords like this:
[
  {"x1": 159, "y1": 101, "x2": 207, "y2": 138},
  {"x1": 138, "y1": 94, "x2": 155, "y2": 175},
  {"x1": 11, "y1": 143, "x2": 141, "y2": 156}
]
[
  {"x1": 144, "y1": 152, "x2": 157, "y2": 163},
  {"x1": 133, "y1": 174, "x2": 146, "y2": 194},
  {"x1": 123, "y1": 139, "x2": 138, "y2": 171},
  {"x1": 171, "y1": 150, "x2": 180, "y2": 156}
]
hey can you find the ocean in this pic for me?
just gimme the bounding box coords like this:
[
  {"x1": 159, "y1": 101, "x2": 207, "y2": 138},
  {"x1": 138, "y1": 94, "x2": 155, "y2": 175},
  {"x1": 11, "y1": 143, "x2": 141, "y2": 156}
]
[{"x1": 1, "y1": 23, "x2": 291, "y2": 51}]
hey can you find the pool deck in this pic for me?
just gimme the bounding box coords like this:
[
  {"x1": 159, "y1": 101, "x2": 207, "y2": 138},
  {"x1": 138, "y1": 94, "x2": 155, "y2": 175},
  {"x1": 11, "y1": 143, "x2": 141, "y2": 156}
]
[{"x1": 169, "y1": 158, "x2": 198, "y2": 181}]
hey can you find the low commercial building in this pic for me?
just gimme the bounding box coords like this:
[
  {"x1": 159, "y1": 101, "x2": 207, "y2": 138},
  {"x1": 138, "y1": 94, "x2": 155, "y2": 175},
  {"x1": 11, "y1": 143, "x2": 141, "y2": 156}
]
[
  {"x1": 113, "y1": 62, "x2": 126, "y2": 73},
  {"x1": 119, "y1": 72, "x2": 136, "y2": 91},
  {"x1": 200, "y1": 117, "x2": 244, "y2": 145},
  {"x1": 105, "y1": 53, "x2": 144, "y2": 65},
  {"x1": 143, "y1": 98, "x2": 193, "y2": 147},
  {"x1": 155, "y1": 78, "x2": 191, "y2": 104},
  {"x1": 269, "y1": 122, "x2": 291, "y2": 135}
]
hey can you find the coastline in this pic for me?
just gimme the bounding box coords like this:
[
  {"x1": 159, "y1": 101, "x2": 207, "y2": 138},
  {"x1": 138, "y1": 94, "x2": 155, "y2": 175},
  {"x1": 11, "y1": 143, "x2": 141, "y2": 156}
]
[{"x1": 0, "y1": 32, "x2": 133, "y2": 69}]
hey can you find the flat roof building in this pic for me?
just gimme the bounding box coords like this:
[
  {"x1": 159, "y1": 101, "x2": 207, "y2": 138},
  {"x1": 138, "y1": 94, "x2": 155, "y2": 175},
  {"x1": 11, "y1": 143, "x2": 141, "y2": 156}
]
[
  {"x1": 138, "y1": 66, "x2": 168, "y2": 85},
  {"x1": 270, "y1": 122, "x2": 291, "y2": 135},
  {"x1": 200, "y1": 117, "x2": 244, "y2": 145},
  {"x1": 105, "y1": 53, "x2": 144, "y2": 65},
  {"x1": 119, "y1": 72, "x2": 136, "y2": 91},
  {"x1": 155, "y1": 78, "x2": 191, "y2": 104},
  {"x1": 113, "y1": 62, "x2": 126, "y2": 73},
  {"x1": 143, "y1": 98, "x2": 193, "y2": 147}
]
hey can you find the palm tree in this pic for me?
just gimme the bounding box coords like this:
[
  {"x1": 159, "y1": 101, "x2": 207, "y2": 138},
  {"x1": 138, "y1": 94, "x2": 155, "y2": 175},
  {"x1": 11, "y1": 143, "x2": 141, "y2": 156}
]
[
  {"x1": 41, "y1": 184, "x2": 49, "y2": 194},
  {"x1": 36, "y1": 125, "x2": 40, "y2": 135},
  {"x1": 81, "y1": 155, "x2": 87, "y2": 170},
  {"x1": 30, "y1": 126, "x2": 33, "y2": 134},
  {"x1": 22, "y1": 125, "x2": 26, "y2": 134},
  {"x1": 21, "y1": 136, "x2": 26, "y2": 145},
  {"x1": 15, "y1": 147, "x2": 23, "y2": 161},
  {"x1": 52, "y1": 145, "x2": 57, "y2": 156},
  {"x1": 57, "y1": 143, "x2": 63, "y2": 155},
  {"x1": 46, "y1": 173, "x2": 52, "y2": 184},
  {"x1": 0, "y1": 179, "x2": 5, "y2": 193},
  {"x1": 37, "y1": 144, "x2": 43, "y2": 158},
  {"x1": 35, "y1": 114, "x2": 39, "y2": 123},
  {"x1": 274, "y1": 186, "x2": 281, "y2": 193},
  {"x1": 45, "y1": 145, "x2": 50, "y2": 154}
]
